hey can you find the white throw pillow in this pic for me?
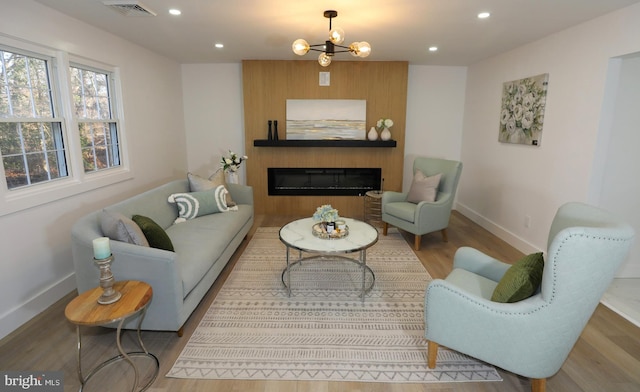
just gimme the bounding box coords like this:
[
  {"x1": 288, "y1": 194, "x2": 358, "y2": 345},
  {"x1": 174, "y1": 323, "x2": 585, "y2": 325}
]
[
  {"x1": 406, "y1": 171, "x2": 442, "y2": 203},
  {"x1": 168, "y1": 186, "x2": 238, "y2": 224}
]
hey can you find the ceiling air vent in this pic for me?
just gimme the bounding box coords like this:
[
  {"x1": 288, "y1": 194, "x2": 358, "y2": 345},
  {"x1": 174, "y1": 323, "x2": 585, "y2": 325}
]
[{"x1": 102, "y1": 1, "x2": 157, "y2": 17}]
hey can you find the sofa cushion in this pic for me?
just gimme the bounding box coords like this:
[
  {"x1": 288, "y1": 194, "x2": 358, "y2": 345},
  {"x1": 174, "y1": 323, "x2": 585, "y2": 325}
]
[
  {"x1": 188, "y1": 171, "x2": 236, "y2": 207},
  {"x1": 168, "y1": 186, "x2": 237, "y2": 224},
  {"x1": 132, "y1": 214, "x2": 175, "y2": 252},
  {"x1": 407, "y1": 171, "x2": 441, "y2": 203},
  {"x1": 166, "y1": 204, "x2": 253, "y2": 298},
  {"x1": 100, "y1": 210, "x2": 149, "y2": 246},
  {"x1": 491, "y1": 252, "x2": 544, "y2": 303}
]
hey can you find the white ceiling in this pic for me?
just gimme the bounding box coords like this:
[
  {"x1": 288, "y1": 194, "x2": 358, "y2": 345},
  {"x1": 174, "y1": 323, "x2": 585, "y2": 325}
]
[{"x1": 34, "y1": 0, "x2": 640, "y2": 65}]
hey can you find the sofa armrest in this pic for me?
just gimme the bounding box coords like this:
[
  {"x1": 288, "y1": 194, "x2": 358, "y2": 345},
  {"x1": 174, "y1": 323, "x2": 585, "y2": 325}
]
[
  {"x1": 71, "y1": 213, "x2": 184, "y2": 330},
  {"x1": 227, "y1": 183, "x2": 254, "y2": 205}
]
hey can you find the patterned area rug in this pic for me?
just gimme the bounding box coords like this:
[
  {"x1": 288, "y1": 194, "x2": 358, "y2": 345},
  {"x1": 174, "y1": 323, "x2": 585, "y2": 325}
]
[{"x1": 167, "y1": 227, "x2": 501, "y2": 383}]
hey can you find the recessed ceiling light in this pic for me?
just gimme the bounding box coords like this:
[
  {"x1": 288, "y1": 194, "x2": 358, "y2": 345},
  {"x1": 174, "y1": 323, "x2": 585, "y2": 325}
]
[
  {"x1": 169, "y1": 8, "x2": 181, "y2": 16},
  {"x1": 428, "y1": 46, "x2": 438, "y2": 52},
  {"x1": 477, "y1": 12, "x2": 490, "y2": 19},
  {"x1": 214, "y1": 43, "x2": 224, "y2": 49}
]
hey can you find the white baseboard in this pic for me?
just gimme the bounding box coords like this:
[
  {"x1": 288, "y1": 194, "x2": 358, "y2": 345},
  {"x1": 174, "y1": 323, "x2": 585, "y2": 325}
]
[
  {"x1": 0, "y1": 273, "x2": 76, "y2": 341},
  {"x1": 455, "y1": 202, "x2": 541, "y2": 255}
]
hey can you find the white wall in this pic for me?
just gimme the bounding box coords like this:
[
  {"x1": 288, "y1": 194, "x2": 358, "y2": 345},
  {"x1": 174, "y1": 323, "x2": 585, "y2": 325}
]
[
  {"x1": 181, "y1": 64, "x2": 246, "y2": 181},
  {"x1": 592, "y1": 53, "x2": 640, "y2": 277},
  {"x1": 0, "y1": 1, "x2": 187, "y2": 339},
  {"x1": 458, "y1": 3, "x2": 640, "y2": 261},
  {"x1": 404, "y1": 65, "x2": 467, "y2": 191}
]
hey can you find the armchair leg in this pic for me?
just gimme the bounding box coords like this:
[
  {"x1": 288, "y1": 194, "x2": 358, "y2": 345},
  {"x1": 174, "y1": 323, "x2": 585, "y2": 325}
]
[
  {"x1": 441, "y1": 229, "x2": 448, "y2": 242},
  {"x1": 427, "y1": 341, "x2": 438, "y2": 368},
  {"x1": 531, "y1": 378, "x2": 546, "y2": 392},
  {"x1": 383, "y1": 222, "x2": 388, "y2": 236},
  {"x1": 414, "y1": 235, "x2": 421, "y2": 251}
]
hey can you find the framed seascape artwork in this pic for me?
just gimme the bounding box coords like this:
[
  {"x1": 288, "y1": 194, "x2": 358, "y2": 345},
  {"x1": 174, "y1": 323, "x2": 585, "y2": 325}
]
[
  {"x1": 286, "y1": 99, "x2": 367, "y2": 140},
  {"x1": 498, "y1": 73, "x2": 549, "y2": 146}
]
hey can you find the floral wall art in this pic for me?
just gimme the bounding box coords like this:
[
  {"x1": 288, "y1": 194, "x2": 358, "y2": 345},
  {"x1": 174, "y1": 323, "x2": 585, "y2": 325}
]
[{"x1": 498, "y1": 73, "x2": 549, "y2": 146}]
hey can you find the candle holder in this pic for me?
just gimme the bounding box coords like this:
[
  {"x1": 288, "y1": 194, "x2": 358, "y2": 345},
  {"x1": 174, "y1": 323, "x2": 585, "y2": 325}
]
[{"x1": 93, "y1": 254, "x2": 122, "y2": 305}]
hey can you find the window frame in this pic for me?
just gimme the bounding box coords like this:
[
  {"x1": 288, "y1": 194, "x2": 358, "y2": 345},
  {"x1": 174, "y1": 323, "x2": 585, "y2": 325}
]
[
  {"x1": 0, "y1": 45, "x2": 69, "y2": 190},
  {"x1": 0, "y1": 36, "x2": 132, "y2": 217},
  {"x1": 69, "y1": 62, "x2": 122, "y2": 174}
]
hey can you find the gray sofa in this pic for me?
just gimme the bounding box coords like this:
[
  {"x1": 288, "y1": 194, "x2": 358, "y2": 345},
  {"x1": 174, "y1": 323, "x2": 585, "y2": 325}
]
[{"x1": 70, "y1": 179, "x2": 254, "y2": 334}]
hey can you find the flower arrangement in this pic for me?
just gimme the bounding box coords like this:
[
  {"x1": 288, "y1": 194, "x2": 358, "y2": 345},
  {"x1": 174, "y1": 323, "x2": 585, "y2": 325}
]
[
  {"x1": 376, "y1": 118, "x2": 394, "y2": 131},
  {"x1": 313, "y1": 204, "x2": 339, "y2": 223},
  {"x1": 220, "y1": 150, "x2": 248, "y2": 172}
]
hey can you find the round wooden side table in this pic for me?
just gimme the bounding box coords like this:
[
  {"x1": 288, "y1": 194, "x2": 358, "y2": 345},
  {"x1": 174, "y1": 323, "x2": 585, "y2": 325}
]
[{"x1": 65, "y1": 280, "x2": 159, "y2": 392}]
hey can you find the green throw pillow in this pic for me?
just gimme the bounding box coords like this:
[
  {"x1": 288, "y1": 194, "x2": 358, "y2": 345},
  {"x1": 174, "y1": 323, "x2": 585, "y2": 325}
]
[
  {"x1": 168, "y1": 186, "x2": 237, "y2": 224},
  {"x1": 131, "y1": 214, "x2": 174, "y2": 252},
  {"x1": 491, "y1": 252, "x2": 544, "y2": 303}
]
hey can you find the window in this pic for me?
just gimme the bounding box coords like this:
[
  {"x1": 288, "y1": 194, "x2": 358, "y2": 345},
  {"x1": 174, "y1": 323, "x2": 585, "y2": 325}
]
[
  {"x1": 0, "y1": 48, "x2": 68, "y2": 189},
  {"x1": 70, "y1": 66, "x2": 120, "y2": 173},
  {"x1": 0, "y1": 38, "x2": 131, "y2": 216}
]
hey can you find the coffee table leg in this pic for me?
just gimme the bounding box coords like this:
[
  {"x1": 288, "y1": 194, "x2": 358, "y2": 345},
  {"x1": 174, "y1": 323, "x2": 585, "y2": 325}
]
[
  {"x1": 286, "y1": 246, "x2": 291, "y2": 297},
  {"x1": 361, "y1": 250, "x2": 367, "y2": 303}
]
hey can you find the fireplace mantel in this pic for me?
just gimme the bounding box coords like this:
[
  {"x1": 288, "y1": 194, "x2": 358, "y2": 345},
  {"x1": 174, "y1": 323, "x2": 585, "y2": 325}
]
[{"x1": 253, "y1": 139, "x2": 396, "y2": 148}]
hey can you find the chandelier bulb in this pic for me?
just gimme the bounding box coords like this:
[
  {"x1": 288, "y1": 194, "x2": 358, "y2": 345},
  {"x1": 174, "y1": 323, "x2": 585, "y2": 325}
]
[
  {"x1": 292, "y1": 39, "x2": 310, "y2": 56},
  {"x1": 329, "y1": 27, "x2": 345, "y2": 44},
  {"x1": 349, "y1": 42, "x2": 360, "y2": 57},
  {"x1": 356, "y1": 41, "x2": 371, "y2": 58},
  {"x1": 318, "y1": 52, "x2": 332, "y2": 67}
]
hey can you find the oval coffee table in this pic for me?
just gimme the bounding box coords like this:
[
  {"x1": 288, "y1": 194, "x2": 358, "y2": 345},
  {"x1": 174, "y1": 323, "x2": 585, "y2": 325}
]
[{"x1": 279, "y1": 217, "x2": 378, "y2": 302}]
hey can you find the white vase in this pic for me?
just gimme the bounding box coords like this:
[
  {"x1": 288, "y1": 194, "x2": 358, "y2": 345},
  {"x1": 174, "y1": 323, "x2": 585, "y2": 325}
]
[
  {"x1": 226, "y1": 171, "x2": 239, "y2": 184},
  {"x1": 367, "y1": 127, "x2": 378, "y2": 141},
  {"x1": 380, "y1": 127, "x2": 391, "y2": 141}
]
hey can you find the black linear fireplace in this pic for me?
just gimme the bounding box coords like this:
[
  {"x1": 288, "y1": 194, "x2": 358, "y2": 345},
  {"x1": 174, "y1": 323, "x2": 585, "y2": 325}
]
[{"x1": 268, "y1": 168, "x2": 382, "y2": 196}]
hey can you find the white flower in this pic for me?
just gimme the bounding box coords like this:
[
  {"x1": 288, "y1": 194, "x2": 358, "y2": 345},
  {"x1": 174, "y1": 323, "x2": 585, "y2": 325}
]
[
  {"x1": 513, "y1": 105, "x2": 524, "y2": 121},
  {"x1": 521, "y1": 111, "x2": 534, "y2": 129},
  {"x1": 500, "y1": 109, "x2": 510, "y2": 125},
  {"x1": 376, "y1": 118, "x2": 393, "y2": 131},
  {"x1": 506, "y1": 119, "x2": 517, "y2": 135},
  {"x1": 221, "y1": 150, "x2": 248, "y2": 172}
]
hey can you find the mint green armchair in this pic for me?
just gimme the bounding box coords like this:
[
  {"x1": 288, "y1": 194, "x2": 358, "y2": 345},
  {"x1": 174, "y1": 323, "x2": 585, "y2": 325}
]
[
  {"x1": 424, "y1": 202, "x2": 634, "y2": 392},
  {"x1": 381, "y1": 157, "x2": 462, "y2": 250}
]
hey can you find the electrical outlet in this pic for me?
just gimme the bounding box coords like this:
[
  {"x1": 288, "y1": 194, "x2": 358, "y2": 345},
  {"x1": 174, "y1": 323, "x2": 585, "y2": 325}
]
[{"x1": 524, "y1": 215, "x2": 531, "y2": 228}]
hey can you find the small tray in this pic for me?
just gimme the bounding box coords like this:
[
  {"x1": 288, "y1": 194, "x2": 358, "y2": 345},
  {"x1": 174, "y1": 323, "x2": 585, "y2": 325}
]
[{"x1": 312, "y1": 223, "x2": 349, "y2": 239}]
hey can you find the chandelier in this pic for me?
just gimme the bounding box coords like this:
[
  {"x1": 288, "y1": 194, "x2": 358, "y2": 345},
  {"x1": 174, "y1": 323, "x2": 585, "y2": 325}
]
[{"x1": 292, "y1": 10, "x2": 371, "y2": 67}]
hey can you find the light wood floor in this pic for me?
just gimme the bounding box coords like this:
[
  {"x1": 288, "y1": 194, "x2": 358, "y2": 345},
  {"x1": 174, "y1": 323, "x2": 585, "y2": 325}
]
[{"x1": 1, "y1": 211, "x2": 639, "y2": 391}]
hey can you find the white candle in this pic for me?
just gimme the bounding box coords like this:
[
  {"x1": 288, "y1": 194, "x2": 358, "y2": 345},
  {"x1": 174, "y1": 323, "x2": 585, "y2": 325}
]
[{"x1": 93, "y1": 237, "x2": 111, "y2": 259}]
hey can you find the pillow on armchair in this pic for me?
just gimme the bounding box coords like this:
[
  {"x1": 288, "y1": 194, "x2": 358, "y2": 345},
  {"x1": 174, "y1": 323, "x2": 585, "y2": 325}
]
[
  {"x1": 491, "y1": 252, "x2": 544, "y2": 303},
  {"x1": 407, "y1": 171, "x2": 442, "y2": 203}
]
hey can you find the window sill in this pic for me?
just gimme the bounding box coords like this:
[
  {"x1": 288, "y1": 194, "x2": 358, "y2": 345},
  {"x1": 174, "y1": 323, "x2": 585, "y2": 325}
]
[{"x1": 0, "y1": 169, "x2": 133, "y2": 217}]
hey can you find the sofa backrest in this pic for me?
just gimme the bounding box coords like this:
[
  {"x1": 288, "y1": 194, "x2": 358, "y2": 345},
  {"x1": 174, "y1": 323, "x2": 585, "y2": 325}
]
[{"x1": 104, "y1": 179, "x2": 188, "y2": 229}]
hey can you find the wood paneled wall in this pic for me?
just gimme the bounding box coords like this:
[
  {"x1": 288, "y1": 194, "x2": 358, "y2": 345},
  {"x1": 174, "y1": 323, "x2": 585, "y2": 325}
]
[{"x1": 242, "y1": 60, "x2": 408, "y2": 216}]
